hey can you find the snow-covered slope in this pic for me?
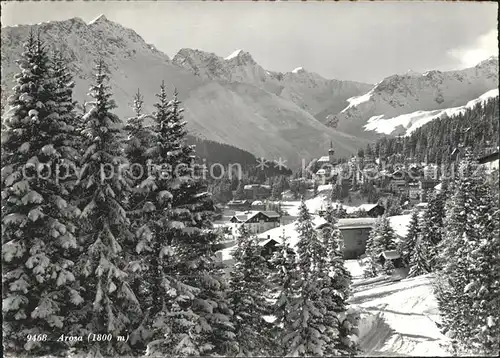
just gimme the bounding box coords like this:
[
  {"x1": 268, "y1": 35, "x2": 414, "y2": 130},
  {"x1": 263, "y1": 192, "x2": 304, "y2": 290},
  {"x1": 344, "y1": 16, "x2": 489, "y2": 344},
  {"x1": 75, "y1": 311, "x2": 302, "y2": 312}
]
[
  {"x1": 364, "y1": 89, "x2": 499, "y2": 136},
  {"x1": 352, "y1": 274, "x2": 450, "y2": 356},
  {"x1": 1, "y1": 16, "x2": 371, "y2": 168},
  {"x1": 173, "y1": 48, "x2": 372, "y2": 120},
  {"x1": 329, "y1": 57, "x2": 499, "y2": 138}
]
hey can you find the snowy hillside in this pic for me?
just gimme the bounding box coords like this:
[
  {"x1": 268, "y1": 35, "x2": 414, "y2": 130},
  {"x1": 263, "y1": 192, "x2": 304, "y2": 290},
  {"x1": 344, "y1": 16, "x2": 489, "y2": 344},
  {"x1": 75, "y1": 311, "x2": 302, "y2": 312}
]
[
  {"x1": 1, "y1": 16, "x2": 370, "y2": 168},
  {"x1": 364, "y1": 88, "x2": 499, "y2": 136},
  {"x1": 329, "y1": 57, "x2": 499, "y2": 138},
  {"x1": 352, "y1": 274, "x2": 450, "y2": 356},
  {"x1": 173, "y1": 48, "x2": 372, "y2": 120}
]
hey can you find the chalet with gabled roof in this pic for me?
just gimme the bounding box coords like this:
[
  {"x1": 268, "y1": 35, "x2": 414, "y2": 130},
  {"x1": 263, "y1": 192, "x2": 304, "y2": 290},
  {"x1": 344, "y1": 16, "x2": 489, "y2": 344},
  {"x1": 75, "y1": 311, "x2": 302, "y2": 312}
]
[{"x1": 229, "y1": 210, "x2": 280, "y2": 234}]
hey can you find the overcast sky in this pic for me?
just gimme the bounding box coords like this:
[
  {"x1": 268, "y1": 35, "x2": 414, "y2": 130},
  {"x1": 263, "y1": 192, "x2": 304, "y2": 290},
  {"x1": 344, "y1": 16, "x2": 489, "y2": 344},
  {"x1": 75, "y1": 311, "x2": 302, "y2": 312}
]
[{"x1": 1, "y1": 1, "x2": 498, "y2": 84}]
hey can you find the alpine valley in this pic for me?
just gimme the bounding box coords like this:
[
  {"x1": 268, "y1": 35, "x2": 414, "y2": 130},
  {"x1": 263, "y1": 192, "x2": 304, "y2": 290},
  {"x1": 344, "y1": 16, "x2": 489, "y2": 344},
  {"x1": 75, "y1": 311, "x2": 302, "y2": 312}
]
[{"x1": 1, "y1": 15, "x2": 498, "y2": 167}]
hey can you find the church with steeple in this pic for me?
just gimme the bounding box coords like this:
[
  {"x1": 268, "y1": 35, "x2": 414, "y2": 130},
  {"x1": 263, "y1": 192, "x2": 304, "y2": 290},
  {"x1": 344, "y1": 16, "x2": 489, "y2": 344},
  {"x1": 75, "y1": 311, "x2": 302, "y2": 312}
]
[{"x1": 317, "y1": 141, "x2": 337, "y2": 165}]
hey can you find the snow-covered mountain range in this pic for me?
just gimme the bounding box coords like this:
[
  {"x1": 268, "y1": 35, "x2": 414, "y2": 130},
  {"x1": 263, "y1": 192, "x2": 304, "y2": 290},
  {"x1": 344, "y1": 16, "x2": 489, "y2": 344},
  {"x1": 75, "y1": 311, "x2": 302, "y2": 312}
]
[
  {"x1": 172, "y1": 48, "x2": 372, "y2": 118},
  {"x1": 364, "y1": 88, "x2": 499, "y2": 136},
  {"x1": 329, "y1": 57, "x2": 499, "y2": 138},
  {"x1": 1, "y1": 15, "x2": 498, "y2": 165},
  {"x1": 1, "y1": 15, "x2": 370, "y2": 168}
]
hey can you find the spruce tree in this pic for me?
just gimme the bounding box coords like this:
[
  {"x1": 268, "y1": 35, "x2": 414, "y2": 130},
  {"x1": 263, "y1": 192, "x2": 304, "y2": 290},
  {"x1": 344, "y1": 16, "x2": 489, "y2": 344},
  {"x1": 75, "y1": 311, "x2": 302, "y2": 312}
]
[
  {"x1": 72, "y1": 59, "x2": 141, "y2": 356},
  {"x1": 283, "y1": 200, "x2": 338, "y2": 356},
  {"x1": 2, "y1": 34, "x2": 82, "y2": 356},
  {"x1": 50, "y1": 49, "x2": 82, "y2": 154},
  {"x1": 228, "y1": 225, "x2": 272, "y2": 356},
  {"x1": 364, "y1": 215, "x2": 396, "y2": 277},
  {"x1": 144, "y1": 84, "x2": 236, "y2": 356},
  {"x1": 407, "y1": 234, "x2": 431, "y2": 278},
  {"x1": 234, "y1": 181, "x2": 246, "y2": 200},
  {"x1": 124, "y1": 88, "x2": 152, "y2": 171},
  {"x1": 369, "y1": 214, "x2": 397, "y2": 258},
  {"x1": 120, "y1": 88, "x2": 157, "y2": 351},
  {"x1": 321, "y1": 203, "x2": 357, "y2": 355},
  {"x1": 400, "y1": 208, "x2": 420, "y2": 266},
  {"x1": 435, "y1": 157, "x2": 500, "y2": 355},
  {"x1": 269, "y1": 229, "x2": 297, "y2": 356},
  {"x1": 419, "y1": 188, "x2": 446, "y2": 271}
]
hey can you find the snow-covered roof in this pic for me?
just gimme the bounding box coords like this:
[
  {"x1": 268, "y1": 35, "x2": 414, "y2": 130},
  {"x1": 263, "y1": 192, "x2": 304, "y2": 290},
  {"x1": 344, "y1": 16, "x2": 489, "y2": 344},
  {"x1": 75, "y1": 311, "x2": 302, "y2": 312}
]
[
  {"x1": 228, "y1": 200, "x2": 250, "y2": 205},
  {"x1": 251, "y1": 200, "x2": 264, "y2": 206},
  {"x1": 260, "y1": 211, "x2": 280, "y2": 218},
  {"x1": 231, "y1": 215, "x2": 248, "y2": 222},
  {"x1": 337, "y1": 218, "x2": 377, "y2": 229},
  {"x1": 345, "y1": 204, "x2": 380, "y2": 214},
  {"x1": 317, "y1": 184, "x2": 332, "y2": 192},
  {"x1": 231, "y1": 210, "x2": 279, "y2": 223},
  {"x1": 317, "y1": 156, "x2": 330, "y2": 162},
  {"x1": 380, "y1": 250, "x2": 401, "y2": 260},
  {"x1": 256, "y1": 215, "x2": 328, "y2": 248}
]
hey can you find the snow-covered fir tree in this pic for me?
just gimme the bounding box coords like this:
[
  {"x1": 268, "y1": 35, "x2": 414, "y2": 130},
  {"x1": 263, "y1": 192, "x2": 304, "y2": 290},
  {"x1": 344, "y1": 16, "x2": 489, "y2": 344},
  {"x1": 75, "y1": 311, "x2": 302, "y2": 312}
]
[
  {"x1": 121, "y1": 88, "x2": 155, "y2": 327},
  {"x1": 124, "y1": 88, "x2": 153, "y2": 171},
  {"x1": 228, "y1": 225, "x2": 272, "y2": 356},
  {"x1": 419, "y1": 186, "x2": 446, "y2": 271},
  {"x1": 322, "y1": 203, "x2": 352, "y2": 301},
  {"x1": 435, "y1": 156, "x2": 500, "y2": 355},
  {"x1": 364, "y1": 214, "x2": 396, "y2": 276},
  {"x1": 373, "y1": 214, "x2": 397, "y2": 254},
  {"x1": 321, "y1": 202, "x2": 358, "y2": 355},
  {"x1": 268, "y1": 228, "x2": 297, "y2": 356},
  {"x1": 283, "y1": 199, "x2": 339, "y2": 356},
  {"x1": 400, "y1": 208, "x2": 420, "y2": 267},
  {"x1": 125, "y1": 83, "x2": 178, "y2": 348},
  {"x1": 72, "y1": 59, "x2": 141, "y2": 356},
  {"x1": 407, "y1": 235, "x2": 431, "y2": 278},
  {"x1": 2, "y1": 34, "x2": 82, "y2": 356},
  {"x1": 144, "y1": 83, "x2": 236, "y2": 356}
]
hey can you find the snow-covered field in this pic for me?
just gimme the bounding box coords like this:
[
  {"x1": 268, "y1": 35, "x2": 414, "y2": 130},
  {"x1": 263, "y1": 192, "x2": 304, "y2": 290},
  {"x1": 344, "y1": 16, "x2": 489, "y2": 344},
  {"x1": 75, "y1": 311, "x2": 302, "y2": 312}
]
[
  {"x1": 345, "y1": 264, "x2": 451, "y2": 357},
  {"x1": 281, "y1": 195, "x2": 359, "y2": 217}
]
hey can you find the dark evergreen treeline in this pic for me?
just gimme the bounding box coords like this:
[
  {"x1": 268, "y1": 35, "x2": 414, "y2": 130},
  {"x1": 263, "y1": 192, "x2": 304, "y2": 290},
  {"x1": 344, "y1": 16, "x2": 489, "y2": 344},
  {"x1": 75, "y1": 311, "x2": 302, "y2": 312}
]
[
  {"x1": 186, "y1": 135, "x2": 257, "y2": 167},
  {"x1": 365, "y1": 98, "x2": 499, "y2": 163}
]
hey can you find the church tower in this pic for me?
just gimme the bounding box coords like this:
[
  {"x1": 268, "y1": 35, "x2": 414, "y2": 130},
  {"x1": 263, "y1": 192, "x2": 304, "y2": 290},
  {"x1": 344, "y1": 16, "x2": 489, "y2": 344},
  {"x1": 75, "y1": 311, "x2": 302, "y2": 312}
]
[{"x1": 328, "y1": 140, "x2": 335, "y2": 164}]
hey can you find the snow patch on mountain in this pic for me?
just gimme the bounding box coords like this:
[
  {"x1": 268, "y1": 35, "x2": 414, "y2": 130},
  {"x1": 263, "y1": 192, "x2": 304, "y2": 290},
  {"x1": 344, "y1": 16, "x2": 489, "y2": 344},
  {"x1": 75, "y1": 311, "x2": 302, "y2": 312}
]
[
  {"x1": 292, "y1": 67, "x2": 305, "y2": 74},
  {"x1": 364, "y1": 88, "x2": 499, "y2": 136},
  {"x1": 88, "y1": 14, "x2": 108, "y2": 25},
  {"x1": 343, "y1": 92, "x2": 373, "y2": 110},
  {"x1": 225, "y1": 49, "x2": 243, "y2": 60}
]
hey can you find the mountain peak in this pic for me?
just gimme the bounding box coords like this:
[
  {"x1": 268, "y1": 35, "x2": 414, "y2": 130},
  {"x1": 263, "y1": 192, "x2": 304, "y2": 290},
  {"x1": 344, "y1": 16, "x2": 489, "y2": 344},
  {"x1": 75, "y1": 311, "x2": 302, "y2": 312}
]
[{"x1": 224, "y1": 49, "x2": 255, "y2": 65}]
